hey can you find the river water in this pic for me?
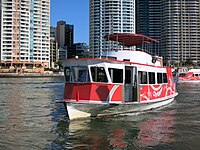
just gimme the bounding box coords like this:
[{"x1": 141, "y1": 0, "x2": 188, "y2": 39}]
[{"x1": 0, "y1": 77, "x2": 200, "y2": 150}]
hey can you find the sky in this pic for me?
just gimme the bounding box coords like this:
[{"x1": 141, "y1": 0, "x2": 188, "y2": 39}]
[{"x1": 50, "y1": 0, "x2": 89, "y2": 44}]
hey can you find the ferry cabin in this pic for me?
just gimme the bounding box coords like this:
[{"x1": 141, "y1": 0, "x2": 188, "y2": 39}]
[
  {"x1": 179, "y1": 69, "x2": 200, "y2": 81},
  {"x1": 63, "y1": 51, "x2": 176, "y2": 103}
]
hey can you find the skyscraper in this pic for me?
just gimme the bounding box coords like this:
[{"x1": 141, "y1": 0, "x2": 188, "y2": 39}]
[
  {"x1": 55, "y1": 21, "x2": 74, "y2": 59},
  {"x1": 50, "y1": 26, "x2": 58, "y2": 68},
  {"x1": 162, "y1": 0, "x2": 200, "y2": 67},
  {"x1": 89, "y1": 0, "x2": 135, "y2": 58},
  {"x1": 136, "y1": 0, "x2": 162, "y2": 56},
  {"x1": 56, "y1": 21, "x2": 74, "y2": 48},
  {"x1": 136, "y1": 0, "x2": 200, "y2": 67},
  {"x1": 0, "y1": 0, "x2": 50, "y2": 67}
]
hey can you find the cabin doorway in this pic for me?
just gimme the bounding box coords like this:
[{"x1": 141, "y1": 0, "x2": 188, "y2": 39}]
[{"x1": 125, "y1": 66, "x2": 138, "y2": 102}]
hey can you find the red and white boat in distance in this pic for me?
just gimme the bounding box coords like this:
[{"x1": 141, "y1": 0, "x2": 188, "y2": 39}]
[
  {"x1": 58, "y1": 33, "x2": 178, "y2": 120},
  {"x1": 178, "y1": 68, "x2": 200, "y2": 83}
]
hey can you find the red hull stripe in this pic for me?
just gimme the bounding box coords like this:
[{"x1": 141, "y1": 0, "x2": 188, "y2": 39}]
[{"x1": 64, "y1": 83, "x2": 123, "y2": 102}]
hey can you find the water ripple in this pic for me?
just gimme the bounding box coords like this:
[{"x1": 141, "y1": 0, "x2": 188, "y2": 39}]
[{"x1": 1, "y1": 78, "x2": 200, "y2": 149}]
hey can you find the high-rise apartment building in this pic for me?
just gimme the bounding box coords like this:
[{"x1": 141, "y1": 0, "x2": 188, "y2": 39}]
[
  {"x1": 89, "y1": 0, "x2": 135, "y2": 58},
  {"x1": 136, "y1": 1, "x2": 162, "y2": 56},
  {"x1": 136, "y1": 0, "x2": 200, "y2": 67},
  {"x1": 50, "y1": 27, "x2": 58, "y2": 68},
  {"x1": 162, "y1": 0, "x2": 200, "y2": 66},
  {"x1": 73, "y1": 43, "x2": 89, "y2": 58},
  {"x1": 55, "y1": 21, "x2": 74, "y2": 60},
  {"x1": 56, "y1": 21, "x2": 74, "y2": 48},
  {"x1": 0, "y1": 0, "x2": 50, "y2": 67}
]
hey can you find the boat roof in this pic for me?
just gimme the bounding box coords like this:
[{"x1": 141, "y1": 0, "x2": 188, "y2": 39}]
[
  {"x1": 101, "y1": 50, "x2": 162, "y2": 67},
  {"x1": 104, "y1": 33, "x2": 159, "y2": 46},
  {"x1": 62, "y1": 52, "x2": 164, "y2": 68}
]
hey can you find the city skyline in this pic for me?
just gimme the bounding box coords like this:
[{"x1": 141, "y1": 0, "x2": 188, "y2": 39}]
[{"x1": 50, "y1": 0, "x2": 89, "y2": 44}]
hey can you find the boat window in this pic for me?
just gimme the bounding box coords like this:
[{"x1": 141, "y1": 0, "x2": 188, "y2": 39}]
[
  {"x1": 90, "y1": 66, "x2": 108, "y2": 82},
  {"x1": 125, "y1": 70, "x2": 131, "y2": 84},
  {"x1": 194, "y1": 74, "x2": 199, "y2": 77},
  {"x1": 138, "y1": 71, "x2": 147, "y2": 84},
  {"x1": 157, "y1": 73, "x2": 163, "y2": 83},
  {"x1": 163, "y1": 73, "x2": 168, "y2": 83},
  {"x1": 72, "y1": 66, "x2": 89, "y2": 82},
  {"x1": 179, "y1": 73, "x2": 186, "y2": 77},
  {"x1": 148, "y1": 72, "x2": 155, "y2": 84},
  {"x1": 157, "y1": 73, "x2": 168, "y2": 84},
  {"x1": 108, "y1": 68, "x2": 123, "y2": 83},
  {"x1": 64, "y1": 67, "x2": 70, "y2": 82}
]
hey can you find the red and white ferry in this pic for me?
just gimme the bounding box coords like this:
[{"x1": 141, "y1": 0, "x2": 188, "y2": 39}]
[
  {"x1": 58, "y1": 33, "x2": 178, "y2": 120},
  {"x1": 178, "y1": 68, "x2": 200, "y2": 83}
]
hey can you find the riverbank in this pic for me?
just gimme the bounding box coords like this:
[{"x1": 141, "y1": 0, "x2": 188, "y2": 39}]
[{"x1": 0, "y1": 73, "x2": 64, "y2": 78}]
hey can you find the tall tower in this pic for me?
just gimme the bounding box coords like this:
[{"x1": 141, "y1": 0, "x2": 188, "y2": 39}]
[
  {"x1": 136, "y1": 0, "x2": 200, "y2": 67},
  {"x1": 55, "y1": 21, "x2": 74, "y2": 59},
  {"x1": 89, "y1": 0, "x2": 136, "y2": 58},
  {"x1": 0, "y1": 0, "x2": 50, "y2": 67},
  {"x1": 136, "y1": 0, "x2": 162, "y2": 56},
  {"x1": 56, "y1": 21, "x2": 74, "y2": 48},
  {"x1": 50, "y1": 26, "x2": 58, "y2": 68},
  {"x1": 162, "y1": 0, "x2": 200, "y2": 67}
]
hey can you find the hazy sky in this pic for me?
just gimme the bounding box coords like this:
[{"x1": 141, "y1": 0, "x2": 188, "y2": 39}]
[{"x1": 50, "y1": 0, "x2": 89, "y2": 44}]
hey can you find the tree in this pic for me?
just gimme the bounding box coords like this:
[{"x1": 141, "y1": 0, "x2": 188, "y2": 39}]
[{"x1": 56, "y1": 60, "x2": 63, "y2": 69}]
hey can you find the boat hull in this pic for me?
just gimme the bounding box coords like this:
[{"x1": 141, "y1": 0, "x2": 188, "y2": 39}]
[
  {"x1": 64, "y1": 93, "x2": 178, "y2": 120},
  {"x1": 178, "y1": 80, "x2": 200, "y2": 83}
]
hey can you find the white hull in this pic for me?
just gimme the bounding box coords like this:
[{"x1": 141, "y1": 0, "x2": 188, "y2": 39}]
[
  {"x1": 178, "y1": 80, "x2": 200, "y2": 83},
  {"x1": 66, "y1": 93, "x2": 178, "y2": 120}
]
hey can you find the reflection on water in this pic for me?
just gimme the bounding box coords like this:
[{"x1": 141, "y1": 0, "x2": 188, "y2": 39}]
[
  {"x1": 52, "y1": 108, "x2": 177, "y2": 149},
  {"x1": 1, "y1": 78, "x2": 200, "y2": 149},
  {"x1": 138, "y1": 110, "x2": 176, "y2": 147},
  {"x1": 108, "y1": 129, "x2": 127, "y2": 149}
]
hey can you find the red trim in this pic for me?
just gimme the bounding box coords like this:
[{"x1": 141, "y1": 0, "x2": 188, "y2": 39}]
[
  {"x1": 104, "y1": 33, "x2": 159, "y2": 46},
  {"x1": 64, "y1": 82, "x2": 123, "y2": 102}
]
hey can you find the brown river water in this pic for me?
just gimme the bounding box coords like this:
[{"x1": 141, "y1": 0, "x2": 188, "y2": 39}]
[{"x1": 0, "y1": 77, "x2": 200, "y2": 149}]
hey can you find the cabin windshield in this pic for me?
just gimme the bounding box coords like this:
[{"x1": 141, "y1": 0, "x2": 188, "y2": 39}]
[
  {"x1": 90, "y1": 66, "x2": 108, "y2": 82},
  {"x1": 64, "y1": 66, "x2": 90, "y2": 82}
]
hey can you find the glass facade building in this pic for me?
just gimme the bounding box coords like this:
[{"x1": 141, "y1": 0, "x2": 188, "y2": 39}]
[
  {"x1": 162, "y1": 0, "x2": 200, "y2": 66},
  {"x1": 136, "y1": 0, "x2": 200, "y2": 66},
  {"x1": 0, "y1": 0, "x2": 50, "y2": 67},
  {"x1": 55, "y1": 21, "x2": 74, "y2": 59},
  {"x1": 136, "y1": 0, "x2": 162, "y2": 56},
  {"x1": 56, "y1": 21, "x2": 74, "y2": 48},
  {"x1": 89, "y1": 0, "x2": 135, "y2": 58}
]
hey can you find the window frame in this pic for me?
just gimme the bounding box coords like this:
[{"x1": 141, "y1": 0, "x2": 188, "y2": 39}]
[
  {"x1": 108, "y1": 68, "x2": 123, "y2": 83},
  {"x1": 90, "y1": 66, "x2": 108, "y2": 83},
  {"x1": 138, "y1": 71, "x2": 148, "y2": 84}
]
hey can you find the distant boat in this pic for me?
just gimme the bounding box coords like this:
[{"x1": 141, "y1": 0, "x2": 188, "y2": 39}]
[
  {"x1": 57, "y1": 33, "x2": 178, "y2": 120},
  {"x1": 178, "y1": 68, "x2": 200, "y2": 83}
]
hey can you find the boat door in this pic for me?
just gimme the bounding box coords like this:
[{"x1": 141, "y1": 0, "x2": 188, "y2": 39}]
[{"x1": 125, "y1": 66, "x2": 138, "y2": 102}]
